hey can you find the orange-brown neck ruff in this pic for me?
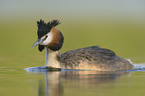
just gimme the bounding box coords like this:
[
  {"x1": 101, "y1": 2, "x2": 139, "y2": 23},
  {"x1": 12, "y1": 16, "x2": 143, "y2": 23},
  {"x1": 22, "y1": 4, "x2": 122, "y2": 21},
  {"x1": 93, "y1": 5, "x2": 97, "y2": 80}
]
[{"x1": 47, "y1": 27, "x2": 64, "y2": 51}]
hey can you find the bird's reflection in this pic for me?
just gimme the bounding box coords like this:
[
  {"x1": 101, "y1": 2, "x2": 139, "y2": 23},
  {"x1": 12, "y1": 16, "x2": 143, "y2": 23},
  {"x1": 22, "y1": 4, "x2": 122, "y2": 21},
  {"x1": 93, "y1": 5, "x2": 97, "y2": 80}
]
[{"x1": 38, "y1": 70, "x2": 130, "y2": 96}]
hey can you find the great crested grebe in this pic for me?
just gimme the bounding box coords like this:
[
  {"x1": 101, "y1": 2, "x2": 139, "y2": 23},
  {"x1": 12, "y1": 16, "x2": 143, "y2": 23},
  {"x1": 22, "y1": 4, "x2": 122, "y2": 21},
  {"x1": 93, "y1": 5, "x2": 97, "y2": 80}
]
[{"x1": 32, "y1": 19, "x2": 134, "y2": 71}]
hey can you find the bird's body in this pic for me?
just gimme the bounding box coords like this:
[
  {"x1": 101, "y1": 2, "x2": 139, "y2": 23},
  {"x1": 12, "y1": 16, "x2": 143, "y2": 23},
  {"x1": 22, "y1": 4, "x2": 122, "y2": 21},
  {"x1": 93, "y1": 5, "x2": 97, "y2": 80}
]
[
  {"x1": 32, "y1": 19, "x2": 134, "y2": 71},
  {"x1": 60, "y1": 46, "x2": 133, "y2": 71}
]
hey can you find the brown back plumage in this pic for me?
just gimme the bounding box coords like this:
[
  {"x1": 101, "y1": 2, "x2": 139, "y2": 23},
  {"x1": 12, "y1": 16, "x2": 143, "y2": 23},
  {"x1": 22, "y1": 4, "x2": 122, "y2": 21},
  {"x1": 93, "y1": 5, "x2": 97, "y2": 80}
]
[{"x1": 60, "y1": 46, "x2": 133, "y2": 71}]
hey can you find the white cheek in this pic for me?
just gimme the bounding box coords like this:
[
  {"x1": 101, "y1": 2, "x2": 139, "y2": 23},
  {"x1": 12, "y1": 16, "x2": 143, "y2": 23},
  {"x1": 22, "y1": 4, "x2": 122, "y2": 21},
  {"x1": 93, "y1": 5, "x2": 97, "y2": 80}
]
[{"x1": 41, "y1": 32, "x2": 53, "y2": 45}]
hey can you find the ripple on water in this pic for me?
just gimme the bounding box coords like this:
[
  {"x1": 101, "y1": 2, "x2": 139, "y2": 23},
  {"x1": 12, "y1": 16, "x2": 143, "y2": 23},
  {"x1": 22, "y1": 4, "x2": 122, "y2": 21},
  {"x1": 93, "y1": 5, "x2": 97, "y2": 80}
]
[
  {"x1": 130, "y1": 64, "x2": 145, "y2": 71},
  {"x1": 24, "y1": 63, "x2": 145, "y2": 72}
]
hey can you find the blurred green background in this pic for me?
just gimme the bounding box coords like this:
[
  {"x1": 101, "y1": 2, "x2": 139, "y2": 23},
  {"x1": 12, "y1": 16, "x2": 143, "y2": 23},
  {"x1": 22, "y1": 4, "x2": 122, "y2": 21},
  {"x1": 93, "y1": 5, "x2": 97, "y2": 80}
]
[
  {"x1": 1, "y1": 0, "x2": 145, "y2": 67},
  {"x1": 1, "y1": 1, "x2": 145, "y2": 96}
]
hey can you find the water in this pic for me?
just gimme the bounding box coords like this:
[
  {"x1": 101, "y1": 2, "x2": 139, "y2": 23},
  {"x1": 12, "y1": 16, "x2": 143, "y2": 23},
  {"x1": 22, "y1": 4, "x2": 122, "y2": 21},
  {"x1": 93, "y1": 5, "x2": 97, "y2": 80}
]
[{"x1": 0, "y1": 63, "x2": 145, "y2": 96}]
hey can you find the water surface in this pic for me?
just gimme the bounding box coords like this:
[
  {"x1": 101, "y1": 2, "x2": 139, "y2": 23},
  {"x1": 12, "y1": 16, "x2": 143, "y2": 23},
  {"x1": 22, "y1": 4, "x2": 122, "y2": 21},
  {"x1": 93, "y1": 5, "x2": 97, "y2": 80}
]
[{"x1": 1, "y1": 63, "x2": 145, "y2": 96}]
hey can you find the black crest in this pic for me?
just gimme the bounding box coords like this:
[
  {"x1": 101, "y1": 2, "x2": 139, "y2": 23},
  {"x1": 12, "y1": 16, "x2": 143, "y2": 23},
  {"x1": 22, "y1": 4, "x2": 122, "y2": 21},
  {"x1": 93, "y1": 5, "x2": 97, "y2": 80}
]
[{"x1": 37, "y1": 19, "x2": 60, "y2": 39}]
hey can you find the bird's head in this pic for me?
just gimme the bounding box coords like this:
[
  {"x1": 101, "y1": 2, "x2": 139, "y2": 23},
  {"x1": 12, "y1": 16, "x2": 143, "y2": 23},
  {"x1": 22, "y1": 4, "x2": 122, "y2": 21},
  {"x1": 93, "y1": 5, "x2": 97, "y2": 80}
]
[{"x1": 32, "y1": 19, "x2": 64, "y2": 52}]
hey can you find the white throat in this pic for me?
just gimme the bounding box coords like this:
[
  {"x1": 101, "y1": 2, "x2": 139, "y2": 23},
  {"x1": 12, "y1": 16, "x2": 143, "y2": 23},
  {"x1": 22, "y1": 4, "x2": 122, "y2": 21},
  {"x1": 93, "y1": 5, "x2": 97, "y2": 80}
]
[{"x1": 44, "y1": 47, "x2": 61, "y2": 68}]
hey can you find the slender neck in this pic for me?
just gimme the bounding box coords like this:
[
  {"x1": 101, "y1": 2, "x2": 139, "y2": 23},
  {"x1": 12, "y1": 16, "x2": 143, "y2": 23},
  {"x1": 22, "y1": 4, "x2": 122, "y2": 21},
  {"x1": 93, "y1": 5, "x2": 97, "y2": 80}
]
[{"x1": 44, "y1": 47, "x2": 61, "y2": 68}]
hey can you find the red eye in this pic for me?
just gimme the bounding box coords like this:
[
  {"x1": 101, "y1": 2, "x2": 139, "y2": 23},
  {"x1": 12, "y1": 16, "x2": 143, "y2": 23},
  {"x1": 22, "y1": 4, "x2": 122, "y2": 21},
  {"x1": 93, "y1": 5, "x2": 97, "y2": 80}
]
[
  {"x1": 41, "y1": 35, "x2": 46, "y2": 39},
  {"x1": 42, "y1": 35, "x2": 48, "y2": 41}
]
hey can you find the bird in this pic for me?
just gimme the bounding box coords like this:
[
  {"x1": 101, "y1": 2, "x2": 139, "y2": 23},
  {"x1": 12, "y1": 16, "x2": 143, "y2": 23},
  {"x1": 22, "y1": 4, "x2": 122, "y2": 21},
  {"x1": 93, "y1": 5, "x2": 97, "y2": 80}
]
[{"x1": 32, "y1": 19, "x2": 134, "y2": 71}]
